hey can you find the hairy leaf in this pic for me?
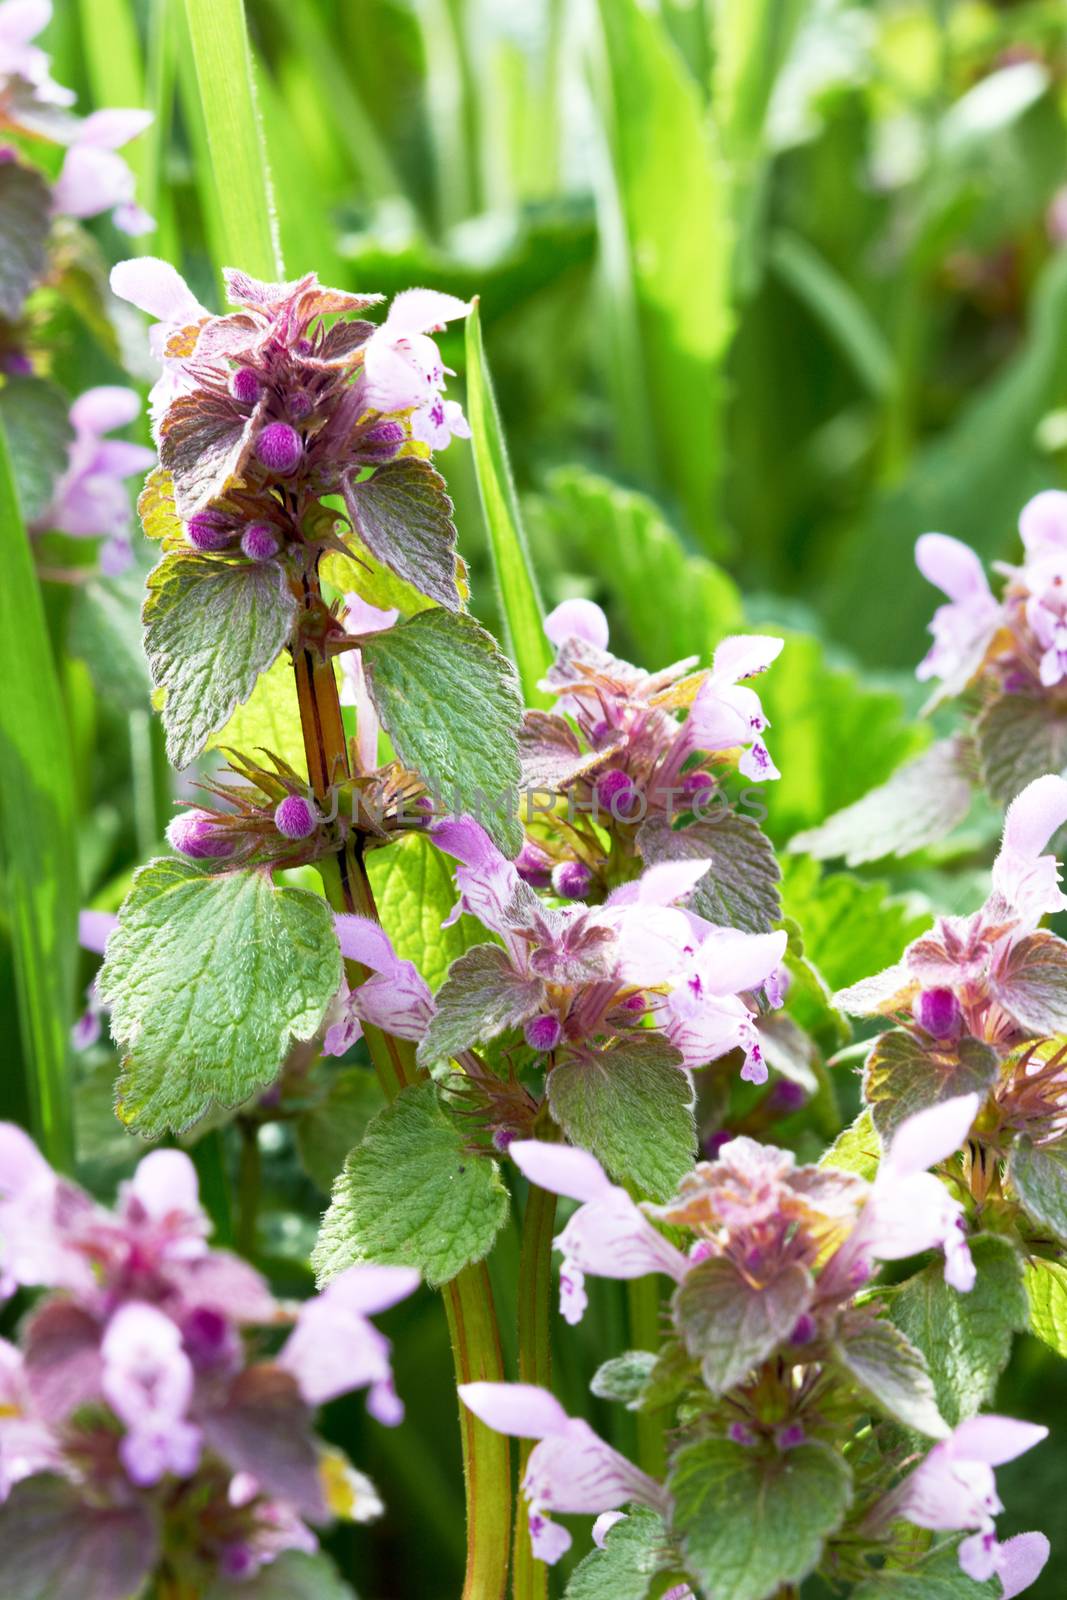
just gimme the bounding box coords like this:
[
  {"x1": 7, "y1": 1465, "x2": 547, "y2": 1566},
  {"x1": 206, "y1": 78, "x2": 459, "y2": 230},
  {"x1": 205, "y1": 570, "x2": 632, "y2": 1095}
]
[
  {"x1": 547, "y1": 1035, "x2": 694, "y2": 1201},
  {"x1": 361, "y1": 607, "x2": 523, "y2": 855},
  {"x1": 889, "y1": 1236, "x2": 1028, "y2": 1426},
  {"x1": 418, "y1": 943, "x2": 541, "y2": 1064},
  {"x1": 203, "y1": 1365, "x2": 325, "y2": 1519},
  {"x1": 851, "y1": 1538, "x2": 999, "y2": 1597},
  {"x1": 564, "y1": 1507, "x2": 678, "y2": 1600},
  {"x1": 1008, "y1": 1138, "x2": 1067, "y2": 1243},
  {"x1": 137, "y1": 467, "x2": 185, "y2": 545},
  {"x1": 100, "y1": 859, "x2": 341, "y2": 1136},
  {"x1": 833, "y1": 1315, "x2": 947, "y2": 1437},
  {"x1": 0, "y1": 377, "x2": 74, "y2": 527},
  {"x1": 143, "y1": 551, "x2": 296, "y2": 768},
  {"x1": 673, "y1": 1255, "x2": 812, "y2": 1395},
  {"x1": 820, "y1": 1108, "x2": 881, "y2": 1181},
  {"x1": 0, "y1": 1474, "x2": 158, "y2": 1600},
  {"x1": 669, "y1": 1436, "x2": 852, "y2": 1600},
  {"x1": 0, "y1": 161, "x2": 51, "y2": 321},
  {"x1": 160, "y1": 391, "x2": 266, "y2": 519},
  {"x1": 638, "y1": 810, "x2": 781, "y2": 933},
  {"x1": 313, "y1": 1079, "x2": 509, "y2": 1287},
  {"x1": 590, "y1": 1350, "x2": 659, "y2": 1408},
  {"x1": 977, "y1": 693, "x2": 1067, "y2": 804},
  {"x1": 343, "y1": 456, "x2": 460, "y2": 610},
  {"x1": 789, "y1": 739, "x2": 973, "y2": 865},
  {"x1": 992, "y1": 931, "x2": 1067, "y2": 1036},
  {"x1": 864, "y1": 1031, "x2": 998, "y2": 1143},
  {"x1": 1025, "y1": 1257, "x2": 1067, "y2": 1355},
  {"x1": 366, "y1": 832, "x2": 488, "y2": 991}
]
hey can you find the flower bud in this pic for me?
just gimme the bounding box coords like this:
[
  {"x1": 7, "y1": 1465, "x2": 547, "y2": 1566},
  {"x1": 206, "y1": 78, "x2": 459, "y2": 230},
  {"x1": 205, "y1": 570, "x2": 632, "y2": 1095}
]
[
  {"x1": 360, "y1": 421, "x2": 406, "y2": 462},
  {"x1": 776, "y1": 1423, "x2": 806, "y2": 1451},
  {"x1": 551, "y1": 860, "x2": 592, "y2": 900},
  {"x1": 524, "y1": 1013, "x2": 562, "y2": 1053},
  {"x1": 728, "y1": 1422, "x2": 757, "y2": 1446},
  {"x1": 914, "y1": 987, "x2": 963, "y2": 1040},
  {"x1": 229, "y1": 366, "x2": 260, "y2": 404},
  {"x1": 167, "y1": 809, "x2": 233, "y2": 859},
  {"x1": 185, "y1": 510, "x2": 234, "y2": 552},
  {"x1": 274, "y1": 794, "x2": 319, "y2": 840},
  {"x1": 594, "y1": 767, "x2": 636, "y2": 817},
  {"x1": 255, "y1": 421, "x2": 303, "y2": 475},
  {"x1": 766, "y1": 1079, "x2": 806, "y2": 1116},
  {"x1": 240, "y1": 522, "x2": 280, "y2": 561},
  {"x1": 287, "y1": 389, "x2": 314, "y2": 422},
  {"x1": 681, "y1": 768, "x2": 716, "y2": 803},
  {"x1": 515, "y1": 838, "x2": 552, "y2": 888},
  {"x1": 789, "y1": 1313, "x2": 816, "y2": 1346}
]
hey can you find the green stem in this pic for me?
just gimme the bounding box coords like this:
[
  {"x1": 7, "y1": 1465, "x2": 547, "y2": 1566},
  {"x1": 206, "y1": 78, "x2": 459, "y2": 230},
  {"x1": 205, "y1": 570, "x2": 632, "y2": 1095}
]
[
  {"x1": 235, "y1": 1118, "x2": 261, "y2": 1260},
  {"x1": 513, "y1": 1180, "x2": 557, "y2": 1600},
  {"x1": 291, "y1": 637, "x2": 511, "y2": 1597},
  {"x1": 627, "y1": 1277, "x2": 666, "y2": 1477}
]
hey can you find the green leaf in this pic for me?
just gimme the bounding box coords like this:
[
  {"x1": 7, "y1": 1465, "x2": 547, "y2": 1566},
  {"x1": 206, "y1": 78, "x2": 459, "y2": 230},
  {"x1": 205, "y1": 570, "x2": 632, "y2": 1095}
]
[
  {"x1": 780, "y1": 859, "x2": 930, "y2": 996},
  {"x1": 851, "y1": 1538, "x2": 1000, "y2": 1597},
  {"x1": 638, "y1": 811, "x2": 781, "y2": 934},
  {"x1": 673, "y1": 1255, "x2": 812, "y2": 1395},
  {"x1": 590, "y1": 1350, "x2": 658, "y2": 1407},
  {"x1": 206, "y1": 650, "x2": 311, "y2": 778},
  {"x1": 0, "y1": 378, "x2": 74, "y2": 528},
  {"x1": 1025, "y1": 1257, "x2": 1067, "y2": 1355},
  {"x1": 820, "y1": 1108, "x2": 880, "y2": 1182},
  {"x1": 69, "y1": 571, "x2": 152, "y2": 712},
  {"x1": 976, "y1": 694, "x2": 1067, "y2": 805},
  {"x1": 313, "y1": 1079, "x2": 509, "y2": 1288},
  {"x1": 594, "y1": 0, "x2": 732, "y2": 550},
  {"x1": 342, "y1": 456, "x2": 460, "y2": 612},
  {"x1": 863, "y1": 1031, "x2": 998, "y2": 1144},
  {"x1": 1008, "y1": 1138, "x2": 1067, "y2": 1243},
  {"x1": 100, "y1": 860, "x2": 341, "y2": 1136},
  {"x1": 770, "y1": 229, "x2": 895, "y2": 399},
  {"x1": 184, "y1": 0, "x2": 281, "y2": 281},
  {"x1": 366, "y1": 832, "x2": 488, "y2": 991},
  {"x1": 418, "y1": 943, "x2": 540, "y2": 1064},
  {"x1": 465, "y1": 300, "x2": 551, "y2": 706},
  {"x1": 143, "y1": 551, "x2": 296, "y2": 769},
  {"x1": 528, "y1": 466, "x2": 742, "y2": 667},
  {"x1": 564, "y1": 1507, "x2": 678, "y2": 1600},
  {"x1": 360, "y1": 607, "x2": 523, "y2": 855},
  {"x1": 0, "y1": 420, "x2": 76, "y2": 1168},
  {"x1": 789, "y1": 739, "x2": 973, "y2": 867},
  {"x1": 669, "y1": 1436, "x2": 852, "y2": 1600},
  {"x1": 888, "y1": 1235, "x2": 1028, "y2": 1427},
  {"x1": 833, "y1": 1315, "x2": 947, "y2": 1437},
  {"x1": 294, "y1": 1066, "x2": 386, "y2": 1194},
  {"x1": 0, "y1": 161, "x2": 52, "y2": 321},
  {"x1": 547, "y1": 1035, "x2": 695, "y2": 1201}
]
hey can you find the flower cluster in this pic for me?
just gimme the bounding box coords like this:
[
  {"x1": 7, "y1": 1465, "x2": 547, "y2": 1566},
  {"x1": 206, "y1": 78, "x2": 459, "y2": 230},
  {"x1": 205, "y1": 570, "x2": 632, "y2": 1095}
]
[
  {"x1": 38, "y1": 386, "x2": 155, "y2": 575},
  {"x1": 0, "y1": 1125, "x2": 417, "y2": 1594}
]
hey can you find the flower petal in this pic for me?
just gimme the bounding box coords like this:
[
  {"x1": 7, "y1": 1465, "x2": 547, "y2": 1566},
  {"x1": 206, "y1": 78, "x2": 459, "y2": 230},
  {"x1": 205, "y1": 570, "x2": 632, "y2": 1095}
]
[
  {"x1": 915, "y1": 532, "x2": 991, "y2": 603},
  {"x1": 109, "y1": 256, "x2": 207, "y2": 325},
  {"x1": 510, "y1": 1141, "x2": 613, "y2": 1203},
  {"x1": 884, "y1": 1093, "x2": 979, "y2": 1178},
  {"x1": 544, "y1": 599, "x2": 609, "y2": 651},
  {"x1": 998, "y1": 1531, "x2": 1051, "y2": 1598},
  {"x1": 458, "y1": 1381, "x2": 570, "y2": 1440}
]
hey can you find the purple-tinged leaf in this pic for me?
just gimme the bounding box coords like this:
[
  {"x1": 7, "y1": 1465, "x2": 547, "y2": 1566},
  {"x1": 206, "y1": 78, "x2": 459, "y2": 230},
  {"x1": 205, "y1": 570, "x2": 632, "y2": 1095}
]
[
  {"x1": 342, "y1": 457, "x2": 460, "y2": 611},
  {"x1": 977, "y1": 694, "x2": 1067, "y2": 806},
  {"x1": 0, "y1": 161, "x2": 51, "y2": 322},
  {"x1": 160, "y1": 391, "x2": 266, "y2": 519},
  {"x1": 672, "y1": 1254, "x2": 812, "y2": 1395},
  {"x1": 22, "y1": 1300, "x2": 103, "y2": 1425},
  {"x1": 0, "y1": 1475, "x2": 158, "y2": 1600},
  {"x1": 518, "y1": 710, "x2": 618, "y2": 792},
  {"x1": 864, "y1": 1029, "x2": 998, "y2": 1144},
  {"x1": 417, "y1": 943, "x2": 542, "y2": 1065},
  {"x1": 638, "y1": 811, "x2": 781, "y2": 934},
  {"x1": 789, "y1": 738, "x2": 974, "y2": 866},
  {"x1": 202, "y1": 1364, "x2": 326, "y2": 1520},
  {"x1": 992, "y1": 931, "x2": 1067, "y2": 1037}
]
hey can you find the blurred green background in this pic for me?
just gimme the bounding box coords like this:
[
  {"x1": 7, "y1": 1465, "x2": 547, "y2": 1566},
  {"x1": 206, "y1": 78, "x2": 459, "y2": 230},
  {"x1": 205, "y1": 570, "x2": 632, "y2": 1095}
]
[{"x1": 7, "y1": 0, "x2": 1067, "y2": 1594}]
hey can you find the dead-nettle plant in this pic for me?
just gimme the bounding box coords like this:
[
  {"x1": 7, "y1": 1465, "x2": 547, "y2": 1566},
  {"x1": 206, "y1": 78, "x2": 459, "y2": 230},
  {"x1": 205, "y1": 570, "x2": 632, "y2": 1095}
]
[{"x1": 6, "y1": 250, "x2": 1060, "y2": 1600}]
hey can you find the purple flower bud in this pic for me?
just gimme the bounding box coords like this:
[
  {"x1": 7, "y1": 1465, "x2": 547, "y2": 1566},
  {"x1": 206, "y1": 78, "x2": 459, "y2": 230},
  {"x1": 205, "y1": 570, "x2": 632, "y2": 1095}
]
[
  {"x1": 621, "y1": 991, "x2": 646, "y2": 1013},
  {"x1": 515, "y1": 838, "x2": 552, "y2": 888},
  {"x1": 914, "y1": 987, "x2": 963, "y2": 1040},
  {"x1": 255, "y1": 421, "x2": 303, "y2": 475},
  {"x1": 167, "y1": 809, "x2": 233, "y2": 859},
  {"x1": 360, "y1": 421, "x2": 406, "y2": 462},
  {"x1": 789, "y1": 1313, "x2": 816, "y2": 1346},
  {"x1": 295, "y1": 337, "x2": 314, "y2": 356},
  {"x1": 703, "y1": 1129, "x2": 733, "y2": 1160},
  {"x1": 524, "y1": 1013, "x2": 563, "y2": 1053},
  {"x1": 181, "y1": 1306, "x2": 237, "y2": 1370},
  {"x1": 681, "y1": 768, "x2": 716, "y2": 802},
  {"x1": 220, "y1": 1546, "x2": 257, "y2": 1580},
  {"x1": 229, "y1": 366, "x2": 260, "y2": 404},
  {"x1": 240, "y1": 522, "x2": 280, "y2": 561},
  {"x1": 689, "y1": 1239, "x2": 714, "y2": 1265},
  {"x1": 274, "y1": 794, "x2": 319, "y2": 839},
  {"x1": 493, "y1": 1127, "x2": 517, "y2": 1154},
  {"x1": 728, "y1": 1422, "x2": 757, "y2": 1446},
  {"x1": 551, "y1": 860, "x2": 592, "y2": 900},
  {"x1": 766, "y1": 1079, "x2": 807, "y2": 1116},
  {"x1": 594, "y1": 767, "x2": 636, "y2": 817},
  {"x1": 2, "y1": 350, "x2": 32, "y2": 376},
  {"x1": 185, "y1": 510, "x2": 234, "y2": 552},
  {"x1": 287, "y1": 389, "x2": 314, "y2": 422},
  {"x1": 776, "y1": 1423, "x2": 806, "y2": 1451}
]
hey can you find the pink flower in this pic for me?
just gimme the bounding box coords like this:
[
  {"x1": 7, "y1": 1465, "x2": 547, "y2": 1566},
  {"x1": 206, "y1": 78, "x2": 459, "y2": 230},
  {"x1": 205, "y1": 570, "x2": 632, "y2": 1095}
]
[
  {"x1": 362, "y1": 288, "x2": 472, "y2": 448},
  {"x1": 869, "y1": 1415, "x2": 1048, "y2": 1595},
  {"x1": 40, "y1": 386, "x2": 154, "y2": 573},
  {"x1": 543, "y1": 599, "x2": 611, "y2": 652},
  {"x1": 685, "y1": 634, "x2": 784, "y2": 782},
  {"x1": 324, "y1": 915, "x2": 436, "y2": 1056},
  {"x1": 101, "y1": 1302, "x2": 201, "y2": 1485},
  {"x1": 915, "y1": 532, "x2": 1000, "y2": 692},
  {"x1": 280, "y1": 1264, "x2": 418, "y2": 1422},
  {"x1": 109, "y1": 257, "x2": 211, "y2": 436},
  {"x1": 458, "y1": 1382, "x2": 667, "y2": 1565},
  {"x1": 510, "y1": 1142, "x2": 689, "y2": 1324},
  {"x1": 991, "y1": 774, "x2": 1067, "y2": 925},
  {"x1": 0, "y1": 0, "x2": 74, "y2": 109},
  {"x1": 338, "y1": 592, "x2": 399, "y2": 771},
  {"x1": 1018, "y1": 490, "x2": 1067, "y2": 557},
  {"x1": 659, "y1": 924, "x2": 789, "y2": 1082},
  {"x1": 52, "y1": 108, "x2": 154, "y2": 234}
]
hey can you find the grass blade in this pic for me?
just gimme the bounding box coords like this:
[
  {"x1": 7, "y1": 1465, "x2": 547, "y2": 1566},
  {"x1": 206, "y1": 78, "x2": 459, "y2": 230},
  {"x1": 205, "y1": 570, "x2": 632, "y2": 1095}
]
[
  {"x1": 464, "y1": 300, "x2": 552, "y2": 706},
  {"x1": 770, "y1": 229, "x2": 895, "y2": 400},
  {"x1": 183, "y1": 0, "x2": 281, "y2": 279},
  {"x1": 0, "y1": 422, "x2": 76, "y2": 1170}
]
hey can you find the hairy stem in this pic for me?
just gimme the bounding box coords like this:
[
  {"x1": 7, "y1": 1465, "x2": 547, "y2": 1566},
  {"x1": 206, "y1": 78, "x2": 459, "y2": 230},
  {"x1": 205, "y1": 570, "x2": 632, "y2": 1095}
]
[
  {"x1": 627, "y1": 1276, "x2": 666, "y2": 1477},
  {"x1": 512, "y1": 1179, "x2": 557, "y2": 1600},
  {"x1": 290, "y1": 620, "x2": 512, "y2": 1597},
  {"x1": 235, "y1": 1118, "x2": 261, "y2": 1260}
]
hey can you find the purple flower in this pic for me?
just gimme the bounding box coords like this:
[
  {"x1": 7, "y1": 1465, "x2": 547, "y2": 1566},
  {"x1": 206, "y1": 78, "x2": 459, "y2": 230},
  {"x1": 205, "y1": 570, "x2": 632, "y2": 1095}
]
[
  {"x1": 274, "y1": 793, "x2": 319, "y2": 840},
  {"x1": 52, "y1": 108, "x2": 154, "y2": 234},
  {"x1": 510, "y1": 1142, "x2": 689, "y2": 1324},
  {"x1": 991, "y1": 774, "x2": 1067, "y2": 925},
  {"x1": 39, "y1": 387, "x2": 154, "y2": 574},
  {"x1": 338, "y1": 592, "x2": 398, "y2": 772},
  {"x1": 280, "y1": 1264, "x2": 418, "y2": 1420},
  {"x1": 544, "y1": 598, "x2": 611, "y2": 651},
  {"x1": 167, "y1": 807, "x2": 234, "y2": 860},
  {"x1": 362, "y1": 288, "x2": 472, "y2": 448},
  {"x1": 109, "y1": 257, "x2": 211, "y2": 436},
  {"x1": 0, "y1": 0, "x2": 76, "y2": 114},
  {"x1": 868, "y1": 1416, "x2": 1049, "y2": 1595},
  {"x1": 458, "y1": 1382, "x2": 667, "y2": 1565},
  {"x1": 324, "y1": 914, "x2": 436, "y2": 1055},
  {"x1": 659, "y1": 924, "x2": 789, "y2": 1082},
  {"x1": 915, "y1": 532, "x2": 1001, "y2": 692},
  {"x1": 685, "y1": 634, "x2": 784, "y2": 782},
  {"x1": 101, "y1": 1302, "x2": 202, "y2": 1485}
]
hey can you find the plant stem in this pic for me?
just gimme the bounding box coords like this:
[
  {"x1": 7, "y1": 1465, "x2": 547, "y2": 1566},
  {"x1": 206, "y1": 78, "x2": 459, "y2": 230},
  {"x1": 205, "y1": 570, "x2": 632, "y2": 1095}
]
[
  {"x1": 512, "y1": 1179, "x2": 557, "y2": 1600},
  {"x1": 290, "y1": 624, "x2": 512, "y2": 1598},
  {"x1": 235, "y1": 1118, "x2": 261, "y2": 1260},
  {"x1": 627, "y1": 1277, "x2": 666, "y2": 1477}
]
